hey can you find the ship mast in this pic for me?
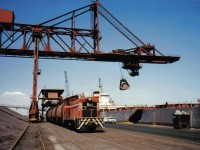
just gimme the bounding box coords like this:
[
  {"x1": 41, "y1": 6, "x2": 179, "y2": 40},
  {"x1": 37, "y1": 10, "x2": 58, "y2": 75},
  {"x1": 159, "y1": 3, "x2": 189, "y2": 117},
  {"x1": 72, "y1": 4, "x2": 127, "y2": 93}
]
[{"x1": 99, "y1": 78, "x2": 103, "y2": 94}]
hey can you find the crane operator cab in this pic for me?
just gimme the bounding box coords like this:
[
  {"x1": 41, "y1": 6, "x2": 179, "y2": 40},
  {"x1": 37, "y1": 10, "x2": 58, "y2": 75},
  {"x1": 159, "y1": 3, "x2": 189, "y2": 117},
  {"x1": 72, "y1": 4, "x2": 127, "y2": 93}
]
[{"x1": 119, "y1": 78, "x2": 130, "y2": 90}]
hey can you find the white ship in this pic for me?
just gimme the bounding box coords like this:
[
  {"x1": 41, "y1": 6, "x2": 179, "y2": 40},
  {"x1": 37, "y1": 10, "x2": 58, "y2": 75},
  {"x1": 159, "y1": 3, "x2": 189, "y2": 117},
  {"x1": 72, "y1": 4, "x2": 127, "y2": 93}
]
[
  {"x1": 93, "y1": 90, "x2": 115, "y2": 109},
  {"x1": 95, "y1": 78, "x2": 128, "y2": 110},
  {"x1": 99, "y1": 92, "x2": 114, "y2": 106}
]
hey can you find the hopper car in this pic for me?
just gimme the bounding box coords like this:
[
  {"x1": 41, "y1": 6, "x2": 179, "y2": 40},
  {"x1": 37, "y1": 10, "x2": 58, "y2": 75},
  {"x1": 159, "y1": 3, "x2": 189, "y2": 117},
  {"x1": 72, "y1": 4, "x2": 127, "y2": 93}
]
[{"x1": 46, "y1": 93, "x2": 104, "y2": 132}]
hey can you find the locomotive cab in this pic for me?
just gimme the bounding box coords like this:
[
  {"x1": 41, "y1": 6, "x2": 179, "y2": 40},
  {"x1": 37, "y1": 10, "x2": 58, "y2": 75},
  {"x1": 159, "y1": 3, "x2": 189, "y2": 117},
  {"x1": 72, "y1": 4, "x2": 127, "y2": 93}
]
[
  {"x1": 46, "y1": 94, "x2": 104, "y2": 132},
  {"x1": 82, "y1": 100, "x2": 97, "y2": 117},
  {"x1": 65, "y1": 96, "x2": 104, "y2": 132}
]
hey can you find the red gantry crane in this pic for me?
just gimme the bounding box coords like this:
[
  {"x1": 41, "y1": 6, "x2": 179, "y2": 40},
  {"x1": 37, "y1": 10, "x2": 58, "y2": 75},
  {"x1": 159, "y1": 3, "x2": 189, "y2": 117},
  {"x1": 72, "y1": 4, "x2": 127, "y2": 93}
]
[{"x1": 0, "y1": 1, "x2": 180, "y2": 122}]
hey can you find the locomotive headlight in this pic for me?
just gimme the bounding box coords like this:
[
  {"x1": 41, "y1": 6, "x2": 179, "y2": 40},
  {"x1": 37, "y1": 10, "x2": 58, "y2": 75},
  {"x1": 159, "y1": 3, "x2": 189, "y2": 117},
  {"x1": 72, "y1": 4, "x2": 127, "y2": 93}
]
[{"x1": 88, "y1": 97, "x2": 92, "y2": 101}]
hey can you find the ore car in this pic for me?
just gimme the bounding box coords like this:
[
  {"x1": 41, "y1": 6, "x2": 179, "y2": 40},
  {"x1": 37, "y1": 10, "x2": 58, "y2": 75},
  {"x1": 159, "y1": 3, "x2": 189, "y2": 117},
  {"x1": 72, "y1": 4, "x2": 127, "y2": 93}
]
[{"x1": 46, "y1": 93, "x2": 104, "y2": 132}]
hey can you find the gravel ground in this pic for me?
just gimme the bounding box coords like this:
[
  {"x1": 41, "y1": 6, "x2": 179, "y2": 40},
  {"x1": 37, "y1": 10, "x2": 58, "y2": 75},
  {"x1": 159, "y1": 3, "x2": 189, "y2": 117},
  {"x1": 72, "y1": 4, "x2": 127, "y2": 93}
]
[
  {"x1": 39, "y1": 122, "x2": 200, "y2": 150},
  {"x1": 0, "y1": 106, "x2": 28, "y2": 150}
]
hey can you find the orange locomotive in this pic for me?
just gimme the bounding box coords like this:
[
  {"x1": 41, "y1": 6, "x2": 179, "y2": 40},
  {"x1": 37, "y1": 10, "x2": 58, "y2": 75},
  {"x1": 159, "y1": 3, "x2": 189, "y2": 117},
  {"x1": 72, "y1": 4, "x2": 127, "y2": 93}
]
[{"x1": 46, "y1": 93, "x2": 104, "y2": 132}]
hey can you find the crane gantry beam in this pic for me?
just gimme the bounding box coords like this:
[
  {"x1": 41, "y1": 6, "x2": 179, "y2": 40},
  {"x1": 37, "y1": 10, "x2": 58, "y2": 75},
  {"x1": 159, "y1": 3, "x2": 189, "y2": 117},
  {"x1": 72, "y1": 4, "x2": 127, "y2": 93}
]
[
  {"x1": 0, "y1": 1, "x2": 180, "y2": 73},
  {"x1": 0, "y1": 0, "x2": 180, "y2": 122},
  {"x1": 0, "y1": 48, "x2": 179, "y2": 64}
]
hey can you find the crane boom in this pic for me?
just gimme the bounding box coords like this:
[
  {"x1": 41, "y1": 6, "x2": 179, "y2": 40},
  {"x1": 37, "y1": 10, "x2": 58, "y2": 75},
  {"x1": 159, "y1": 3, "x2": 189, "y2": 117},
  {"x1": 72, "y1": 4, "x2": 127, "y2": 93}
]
[
  {"x1": 0, "y1": 2, "x2": 180, "y2": 71},
  {"x1": 0, "y1": 1, "x2": 180, "y2": 122}
]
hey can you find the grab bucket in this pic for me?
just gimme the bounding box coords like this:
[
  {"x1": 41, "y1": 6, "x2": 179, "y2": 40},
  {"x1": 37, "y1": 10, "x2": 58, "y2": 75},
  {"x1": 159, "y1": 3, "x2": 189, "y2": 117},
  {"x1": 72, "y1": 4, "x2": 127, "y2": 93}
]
[{"x1": 119, "y1": 78, "x2": 130, "y2": 90}]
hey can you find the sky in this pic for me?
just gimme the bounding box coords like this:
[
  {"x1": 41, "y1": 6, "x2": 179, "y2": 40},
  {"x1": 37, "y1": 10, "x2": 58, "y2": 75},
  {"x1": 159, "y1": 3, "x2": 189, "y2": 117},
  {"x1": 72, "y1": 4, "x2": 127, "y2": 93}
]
[{"x1": 0, "y1": 0, "x2": 200, "y2": 115}]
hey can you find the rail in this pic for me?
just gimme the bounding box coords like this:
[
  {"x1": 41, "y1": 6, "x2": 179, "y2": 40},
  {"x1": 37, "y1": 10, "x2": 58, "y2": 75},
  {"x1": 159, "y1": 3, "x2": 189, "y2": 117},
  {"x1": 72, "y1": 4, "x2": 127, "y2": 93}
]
[
  {"x1": 10, "y1": 124, "x2": 46, "y2": 150},
  {"x1": 10, "y1": 124, "x2": 29, "y2": 150}
]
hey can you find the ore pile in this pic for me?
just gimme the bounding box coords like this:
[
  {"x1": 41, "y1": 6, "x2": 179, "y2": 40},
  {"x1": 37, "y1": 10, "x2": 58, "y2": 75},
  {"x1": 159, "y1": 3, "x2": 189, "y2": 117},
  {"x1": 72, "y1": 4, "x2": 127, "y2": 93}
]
[{"x1": 0, "y1": 106, "x2": 28, "y2": 150}]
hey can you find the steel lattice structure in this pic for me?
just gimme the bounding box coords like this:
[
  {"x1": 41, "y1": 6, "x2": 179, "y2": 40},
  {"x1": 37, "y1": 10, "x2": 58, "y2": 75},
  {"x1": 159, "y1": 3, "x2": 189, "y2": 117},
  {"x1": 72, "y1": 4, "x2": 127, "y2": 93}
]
[
  {"x1": 0, "y1": 1, "x2": 179, "y2": 73},
  {"x1": 0, "y1": 1, "x2": 180, "y2": 121}
]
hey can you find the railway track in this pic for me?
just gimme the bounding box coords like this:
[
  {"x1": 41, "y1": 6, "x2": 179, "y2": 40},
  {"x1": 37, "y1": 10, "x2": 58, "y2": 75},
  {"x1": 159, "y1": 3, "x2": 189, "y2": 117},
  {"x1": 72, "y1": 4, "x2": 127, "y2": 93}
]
[{"x1": 10, "y1": 123, "x2": 46, "y2": 150}]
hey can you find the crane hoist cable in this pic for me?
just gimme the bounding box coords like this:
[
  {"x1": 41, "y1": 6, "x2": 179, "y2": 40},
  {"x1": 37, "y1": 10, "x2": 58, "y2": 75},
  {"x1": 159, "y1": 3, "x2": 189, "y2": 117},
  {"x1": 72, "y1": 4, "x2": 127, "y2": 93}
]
[{"x1": 98, "y1": 4, "x2": 145, "y2": 47}]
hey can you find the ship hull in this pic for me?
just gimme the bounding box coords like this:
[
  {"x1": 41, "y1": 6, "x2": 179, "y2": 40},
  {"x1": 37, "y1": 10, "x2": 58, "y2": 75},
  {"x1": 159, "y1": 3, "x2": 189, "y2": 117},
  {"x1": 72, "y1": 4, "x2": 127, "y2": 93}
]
[
  {"x1": 101, "y1": 107, "x2": 200, "y2": 128},
  {"x1": 101, "y1": 109, "x2": 137, "y2": 122}
]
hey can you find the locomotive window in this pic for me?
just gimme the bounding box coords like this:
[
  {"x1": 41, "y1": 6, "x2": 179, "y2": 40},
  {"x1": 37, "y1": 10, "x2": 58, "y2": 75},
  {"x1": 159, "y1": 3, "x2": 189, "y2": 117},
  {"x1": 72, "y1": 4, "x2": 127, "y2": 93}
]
[
  {"x1": 82, "y1": 102, "x2": 97, "y2": 117},
  {"x1": 83, "y1": 102, "x2": 97, "y2": 107},
  {"x1": 87, "y1": 103, "x2": 93, "y2": 106}
]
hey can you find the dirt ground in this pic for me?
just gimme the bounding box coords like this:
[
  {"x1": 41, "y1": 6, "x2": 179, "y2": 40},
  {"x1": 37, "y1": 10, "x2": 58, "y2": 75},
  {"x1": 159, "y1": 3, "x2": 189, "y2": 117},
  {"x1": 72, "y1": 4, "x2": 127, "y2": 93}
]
[
  {"x1": 39, "y1": 122, "x2": 200, "y2": 150},
  {"x1": 0, "y1": 106, "x2": 200, "y2": 150},
  {"x1": 0, "y1": 106, "x2": 28, "y2": 150}
]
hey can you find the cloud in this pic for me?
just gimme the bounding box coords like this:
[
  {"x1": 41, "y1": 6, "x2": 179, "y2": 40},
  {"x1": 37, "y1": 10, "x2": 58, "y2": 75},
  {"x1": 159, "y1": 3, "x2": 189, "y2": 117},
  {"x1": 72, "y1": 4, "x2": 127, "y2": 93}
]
[
  {"x1": 1, "y1": 91, "x2": 28, "y2": 102},
  {"x1": 3, "y1": 91, "x2": 27, "y2": 97},
  {"x1": 0, "y1": 91, "x2": 30, "y2": 106},
  {"x1": 0, "y1": 91, "x2": 30, "y2": 115}
]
